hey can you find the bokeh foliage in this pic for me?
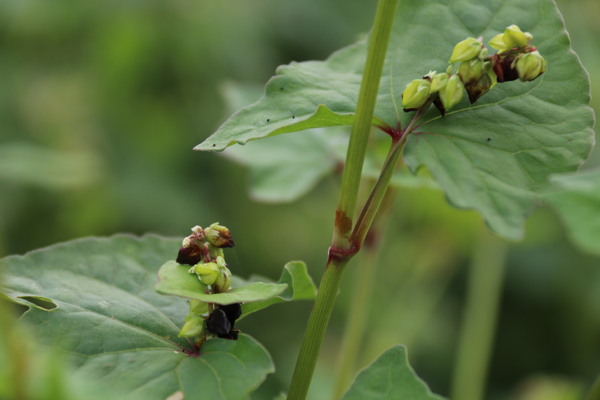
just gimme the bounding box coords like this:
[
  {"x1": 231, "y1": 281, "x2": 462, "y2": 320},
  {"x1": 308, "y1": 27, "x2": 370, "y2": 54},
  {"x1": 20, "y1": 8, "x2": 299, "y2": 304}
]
[{"x1": 0, "y1": 0, "x2": 598, "y2": 399}]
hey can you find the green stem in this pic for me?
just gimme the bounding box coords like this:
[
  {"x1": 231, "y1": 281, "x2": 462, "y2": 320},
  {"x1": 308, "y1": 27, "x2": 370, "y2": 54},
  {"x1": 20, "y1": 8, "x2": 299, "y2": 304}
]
[
  {"x1": 287, "y1": 0, "x2": 398, "y2": 398},
  {"x1": 351, "y1": 137, "x2": 404, "y2": 246},
  {"x1": 331, "y1": 190, "x2": 394, "y2": 399},
  {"x1": 450, "y1": 232, "x2": 508, "y2": 400},
  {"x1": 331, "y1": 0, "x2": 399, "y2": 249},
  {"x1": 287, "y1": 260, "x2": 348, "y2": 400}
]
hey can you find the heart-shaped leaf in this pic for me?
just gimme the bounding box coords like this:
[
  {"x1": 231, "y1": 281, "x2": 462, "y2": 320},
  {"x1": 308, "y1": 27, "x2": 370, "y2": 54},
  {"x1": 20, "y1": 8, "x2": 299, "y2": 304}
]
[
  {"x1": 341, "y1": 346, "x2": 445, "y2": 400},
  {"x1": 197, "y1": 0, "x2": 594, "y2": 239},
  {"x1": 0, "y1": 235, "x2": 275, "y2": 400},
  {"x1": 544, "y1": 169, "x2": 600, "y2": 256},
  {"x1": 219, "y1": 82, "x2": 437, "y2": 203},
  {"x1": 195, "y1": 45, "x2": 366, "y2": 151}
]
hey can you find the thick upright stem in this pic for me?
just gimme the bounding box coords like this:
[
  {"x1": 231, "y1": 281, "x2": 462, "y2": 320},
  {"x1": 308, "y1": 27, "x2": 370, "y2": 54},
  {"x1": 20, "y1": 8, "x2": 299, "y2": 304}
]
[
  {"x1": 287, "y1": 260, "x2": 348, "y2": 400},
  {"x1": 287, "y1": 0, "x2": 398, "y2": 398},
  {"x1": 331, "y1": 0, "x2": 399, "y2": 249},
  {"x1": 331, "y1": 190, "x2": 394, "y2": 399},
  {"x1": 451, "y1": 232, "x2": 507, "y2": 400}
]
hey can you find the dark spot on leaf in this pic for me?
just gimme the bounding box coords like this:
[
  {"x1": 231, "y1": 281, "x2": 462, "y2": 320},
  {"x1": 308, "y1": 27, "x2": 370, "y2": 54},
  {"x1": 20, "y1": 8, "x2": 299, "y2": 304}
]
[
  {"x1": 17, "y1": 295, "x2": 57, "y2": 311},
  {"x1": 487, "y1": 138, "x2": 491, "y2": 142},
  {"x1": 292, "y1": 115, "x2": 295, "y2": 119},
  {"x1": 212, "y1": 144, "x2": 216, "y2": 147},
  {"x1": 266, "y1": 119, "x2": 270, "y2": 122},
  {"x1": 280, "y1": 87, "x2": 284, "y2": 91}
]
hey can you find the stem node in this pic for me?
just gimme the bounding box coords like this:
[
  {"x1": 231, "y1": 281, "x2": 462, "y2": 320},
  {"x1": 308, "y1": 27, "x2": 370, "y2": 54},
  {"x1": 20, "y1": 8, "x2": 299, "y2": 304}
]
[{"x1": 328, "y1": 243, "x2": 360, "y2": 264}]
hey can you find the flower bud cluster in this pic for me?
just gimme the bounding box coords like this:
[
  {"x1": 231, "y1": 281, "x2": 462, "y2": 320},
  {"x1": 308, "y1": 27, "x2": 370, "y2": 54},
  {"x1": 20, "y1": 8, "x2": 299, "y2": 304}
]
[
  {"x1": 175, "y1": 223, "x2": 241, "y2": 341},
  {"x1": 401, "y1": 25, "x2": 546, "y2": 116}
]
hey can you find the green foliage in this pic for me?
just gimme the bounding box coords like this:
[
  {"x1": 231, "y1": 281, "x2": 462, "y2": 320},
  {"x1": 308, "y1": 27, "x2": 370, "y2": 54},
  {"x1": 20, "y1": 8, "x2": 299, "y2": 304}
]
[
  {"x1": 157, "y1": 260, "x2": 316, "y2": 312},
  {"x1": 198, "y1": 0, "x2": 594, "y2": 240},
  {"x1": 219, "y1": 83, "x2": 437, "y2": 203},
  {"x1": 544, "y1": 169, "x2": 600, "y2": 256},
  {"x1": 157, "y1": 260, "x2": 287, "y2": 304},
  {"x1": 0, "y1": 0, "x2": 598, "y2": 399},
  {"x1": 341, "y1": 346, "x2": 445, "y2": 400},
  {"x1": 240, "y1": 261, "x2": 317, "y2": 318},
  {"x1": 0, "y1": 142, "x2": 102, "y2": 189},
  {"x1": 0, "y1": 235, "x2": 313, "y2": 400}
]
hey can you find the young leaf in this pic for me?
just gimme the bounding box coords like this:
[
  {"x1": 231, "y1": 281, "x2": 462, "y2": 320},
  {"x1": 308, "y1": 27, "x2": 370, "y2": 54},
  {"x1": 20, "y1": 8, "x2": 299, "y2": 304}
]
[
  {"x1": 544, "y1": 169, "x2": 600, "y2": 256},
  {"x1": 341, "y1": 346, "x2": 445, "y2": 400},
  {"x1": 198, "y1": 0, "x2": 594, "y2": 240},
  {"x1": 239, "y1": 261, "x2": 317, "y2": 318},
  {"x1": 0, "y1": 235, "x2": 274, "y2": 400},
  {"x1": 156, "y1": 260, "x2": 289, "y2": 305}
]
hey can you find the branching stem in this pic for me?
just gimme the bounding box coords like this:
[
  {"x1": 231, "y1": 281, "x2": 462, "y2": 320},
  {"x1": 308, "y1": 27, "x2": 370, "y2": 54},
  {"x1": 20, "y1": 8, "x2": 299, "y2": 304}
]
[{"x1": 287, "y1": 0, "x2": 399, "y2": 398}]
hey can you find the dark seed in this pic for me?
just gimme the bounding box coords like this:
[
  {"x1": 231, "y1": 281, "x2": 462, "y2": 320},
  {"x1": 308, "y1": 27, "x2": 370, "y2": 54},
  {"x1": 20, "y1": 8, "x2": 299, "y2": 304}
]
[
  {"x1": 206, "y1": 309, "x2": 231, "y2": 336},
  {"x1": 220, "y1": 303, "x2": 242, "y2": 326},
  {"x1": 176, "y1": 246, "x2": 202, "y2": 266}
]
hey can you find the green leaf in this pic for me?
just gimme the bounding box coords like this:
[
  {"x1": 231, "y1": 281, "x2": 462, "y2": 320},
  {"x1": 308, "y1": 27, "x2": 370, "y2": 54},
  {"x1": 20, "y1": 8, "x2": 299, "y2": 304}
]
[
  {"x1": 544, "y1": 169, "x2": 600, "y2": 256},
  {"x1": 218, "y1": 82, "x2": 437, "y2": 202},
  {"x1": 222, "y1": 129, "x2": 348, "y2": 202},
  {"x1": 240, "y1": 261, "x2": 317, "y2": 318},
  {"x1": 0, "y1": 142, "x2": 103, "y2": 188},
  {"x1": 0, "y1": 235, "x2": 274, "y2": 400},
  {"x1": 198, "y1": 0, "x2": 594, "y2": 239},
  {"x1": 156, "y1": 260, "x2": 289, "y2": 305},
  {"x1": 195, "y1": 44, "x2": 367, "y2": 151},
  {"x1": 341, "y1": 346, "x2": 445, "y2": 400}
]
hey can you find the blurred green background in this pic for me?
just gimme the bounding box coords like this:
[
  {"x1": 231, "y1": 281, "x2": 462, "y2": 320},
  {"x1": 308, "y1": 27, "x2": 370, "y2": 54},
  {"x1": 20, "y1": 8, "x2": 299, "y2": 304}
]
[{"x1": 0, "y1": 0, "x2": 598, "y2": 399}]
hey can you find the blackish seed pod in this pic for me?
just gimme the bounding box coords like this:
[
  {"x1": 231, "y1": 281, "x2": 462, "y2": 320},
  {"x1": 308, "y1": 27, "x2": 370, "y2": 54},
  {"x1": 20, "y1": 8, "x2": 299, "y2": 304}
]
[
  {"x1": 492, "y1": 55, "x2": 519, "y2": 83},
  {"x1": 218, "y1": 329, "x2": 239, "y2": 340},
  {"x1": 176, "y1": 246, "x2": 203, "y2": 266},
  {"x1": 220, "y1": 303, "x2": 242, "y2": 327},
  {"x1": 206, "y1": 308, "x2": 231, "y2": 336}
]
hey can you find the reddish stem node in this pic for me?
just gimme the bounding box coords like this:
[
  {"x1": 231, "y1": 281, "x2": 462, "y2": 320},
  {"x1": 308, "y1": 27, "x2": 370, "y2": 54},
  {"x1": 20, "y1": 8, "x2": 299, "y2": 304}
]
[{"x1": 327, "y1": 242, "x2": 360, "y2": 264}]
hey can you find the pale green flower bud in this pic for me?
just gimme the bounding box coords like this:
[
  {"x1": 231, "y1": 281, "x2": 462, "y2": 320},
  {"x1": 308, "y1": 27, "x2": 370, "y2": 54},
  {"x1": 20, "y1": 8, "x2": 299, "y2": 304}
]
[
  {"x1": 190, "y1": 262, "x2": 220, "y2": 285},
  {"x1": 489, "y1": 33, "x2": 507, "y2": 51},
  {"x1": 504, "y1": 25, "x2": 533, "y2": 48},
  {"x1": 449, "y1": 37, "x2": 482, "y2": 62},
  {"x1": 178, "y1": 315, "x2": 204, "y2": 337},
  {"x1": 515, "y1": 51, "x2": 546, "y2": 81},
  {"x1": 214, "y1": 265, "x2": 231, "y2": 293},
  {"x1": 189, "y1": 299, "x2": 208, "y2": 315},
  {"x1": 458, "y1": 59, "x2": 485, "y2": 87},
  {"x1": 402, "y1": 79, "x2": 431, "y2": 110},
  {"x1": 463, "y1": 61, "x2": 497, "y2": 103},
  {"x1": 439, "y1": 75, "x2": 464, "y2": 112},
  {"x1": 430, "y1": 72, "x2": 449, "y2": 93},
  {"x1": 489, "y1": 25, "x2": 533, "y2": 52},
  {"x1": 204, "y1": 222, "x2": 235, "y2": 248}
]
